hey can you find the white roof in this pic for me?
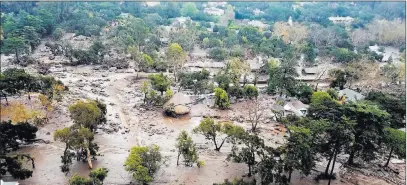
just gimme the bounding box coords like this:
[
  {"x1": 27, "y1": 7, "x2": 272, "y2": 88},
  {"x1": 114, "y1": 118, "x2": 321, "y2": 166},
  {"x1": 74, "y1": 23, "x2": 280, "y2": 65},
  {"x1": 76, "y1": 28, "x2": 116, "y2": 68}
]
[{"x1": 338, "y1": 88, "x2": 365, "y2": 102}]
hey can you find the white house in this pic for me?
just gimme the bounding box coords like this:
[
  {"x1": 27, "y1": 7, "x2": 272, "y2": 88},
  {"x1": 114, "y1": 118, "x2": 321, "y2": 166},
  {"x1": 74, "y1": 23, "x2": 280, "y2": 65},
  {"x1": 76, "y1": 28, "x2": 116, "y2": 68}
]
[
  {"x1": 204, "y1": 7, "x2": 225, "y2": 16},
  {"x1": 328, "y1": 16, "x2": 354, "y2": 24},
  {"x1": 247, "y1": 20, "x2": 269, "y2": 29},
  {"x1": 1, "y1": 180, "x2": 19, "y2": 185},
  {"x1": 284, "y1": 100, "x2": 309, "y2": 117}
]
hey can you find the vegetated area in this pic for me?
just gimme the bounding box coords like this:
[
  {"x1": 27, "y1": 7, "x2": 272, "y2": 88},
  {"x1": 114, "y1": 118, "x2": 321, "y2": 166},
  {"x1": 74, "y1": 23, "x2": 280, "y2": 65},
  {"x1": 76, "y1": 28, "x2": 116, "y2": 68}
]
[{"x1": 0, "y1": 1, "x2": 406, "y2": 185}]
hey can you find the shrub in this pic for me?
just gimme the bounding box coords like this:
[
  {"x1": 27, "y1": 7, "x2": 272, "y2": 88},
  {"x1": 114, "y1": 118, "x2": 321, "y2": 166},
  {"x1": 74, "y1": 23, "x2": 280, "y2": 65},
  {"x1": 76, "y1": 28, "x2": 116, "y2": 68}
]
[
  {"x1": 214, "y1": 88, "x2": 230, "y2": 109},
  {"x1": 243, "y1": 85, "x2": 258, "y2": 99}
]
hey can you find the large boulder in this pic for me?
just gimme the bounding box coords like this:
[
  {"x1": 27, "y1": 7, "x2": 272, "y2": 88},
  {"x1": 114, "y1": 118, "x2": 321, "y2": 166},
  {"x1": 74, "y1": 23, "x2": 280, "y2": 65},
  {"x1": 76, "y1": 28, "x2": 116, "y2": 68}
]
[
  {"x1": 174, "y1": 105, "x2": 190, "y2": 115},
  {"x1": 164, "y1": 93, "x2": 192, "y2": 117}
]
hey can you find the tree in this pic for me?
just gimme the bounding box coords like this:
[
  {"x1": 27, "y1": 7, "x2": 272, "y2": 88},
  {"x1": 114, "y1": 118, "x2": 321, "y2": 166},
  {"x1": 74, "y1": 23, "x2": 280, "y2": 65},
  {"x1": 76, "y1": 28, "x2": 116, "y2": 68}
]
[
  {"x1": 54, "y1": 126, "x2": 98, "y2": 174},
  {"x1": 283, "y1": 126, "x2": 316, "y2": 182},
  {"x1": 245, "y1": 100, "x2": 265, "y2": 132},
  {"x1": 272, "y1": 22, "x2": 309, "y2": 45},
  {"x1": 214, "y1": 87, "x2": 230, "y2": 109},
  {"x1": 38, "y1": 94, "x2": 53, "y2": 122},
  {"x1": 323, "y1": 116, "x2": 355, "y2": 184},
  {"x1": 178, "y1": 69, "x2": 210, "y2": 94},
  {"x1": 141, "y1": 81, "x2": 151, "y2": 104},
  {"x1": 382, "y1": 63, "x2": 400, "y2": 84},
  {"x1": 0, "y1": 68, "x2": 32, "y2": 104},
  {"x1": 227, "y1": 57, "x2": 250, "y2": 85},
  {"x1": 175, "y1": 131, "x2": 200, "y2": 166},
  {"x1": 0, "y1": 120, "x2": 38, "y2": 180},
  {"x1": 310, "y1": 91, "x2": 333, "y2": 105},
  {"x1": 366, "y1": 91, "x2": 406, "y2": 128},
  {"x1": 229, "y1": 132, "x2": 264, "y2": 177},
  {"x1": 2, "y1": 36, "x2": 27, "y2": 62},
  {"x1": 243, "y1": 85, "x2": 258, "y2": 99},
  {"x1": 22, "y1": 26, "x2": 41, "y2": 53},
  {"x1": 53, "y1": 28, "x2": 65, "y2": 40},
  {"x1": 209, "y1": 47, "x2": 228, "y2": 61},
  {"x1": 116, "y1": 16, "x2": 149, "y2": 50},
  {"x1": 267, "y1": 58, "x2": 299, "y2": 96},
  {"x1": 326, "y1": 88, "x2": 339, "y2": 100},
  {"x1": 125, "y1": 145, "x2": 162, "y2": 184},
  {"x1": 294, "y1": 83, "x2": 313, "y2": 104},
  {"x1": 193, "y1": 118, "x2": 244, "y2": 151},
  {"x1": 383, "y1": 127, "x2": 406, "y2": 167},
  {"x1": 331, "y1": 48, "x2": 358, "y2": 63},
  {"x1": 167, "y1": 43, "x2": 187, "y2": 81},
  {"x1": 169, "y1": 28, "x2": 197, "y2": 52},
  {"x1": 181, "y1": 2, "x2": 198, "y2": 17},
  {"x1": 345, "y1": 102, "x2": 390, "y2": 165},
  {"x1": 215, "y1": 72, "x2": 232, "y2": 92},
  {"x1": 68, "y1": 100, "x2": 102, "y2": 131},
  {"x1": 148, "y1": 73, "x2": 171, "y2": 95},
  {"x1": 202, "y1": 37, "x2": 210, "y2": 48},
  {"x1": 329, "y1": 69, "x2": 347, "y2": 90},
  {"x1": 142, "y1": 13, "x2": 163, "y2": 29},
  {"x1": 89, "y1": 168, "x2": 109, "y2": 185}
]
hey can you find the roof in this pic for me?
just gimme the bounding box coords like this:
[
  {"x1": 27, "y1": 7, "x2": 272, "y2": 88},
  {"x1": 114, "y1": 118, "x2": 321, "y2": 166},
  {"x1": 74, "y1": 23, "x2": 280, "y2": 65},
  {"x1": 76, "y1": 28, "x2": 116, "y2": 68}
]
[
  {"x1": 247, "y1": 20, "x2": 269, "y2": 29},
  {"x1": 303, "y1": 68, "x2": 318, "y2": 74},
  {"x1": 1, "y1": 180, "x2": 19, "y2": 185},
  {"x1": 338, "y1": 88, "x2": 365, "y2": 102},
  {"x1": 271, "y1": 104, "x2": 285, "y2": 112},
  {"x1": 328, "y1": 16, "x2": 354, "y2": 21},
  {"x1": 285, "y1": 100, "x2": 309, "y2": 110},
  {"x1": 164, "y1": 92, "x2": 192, "y2": 107}
]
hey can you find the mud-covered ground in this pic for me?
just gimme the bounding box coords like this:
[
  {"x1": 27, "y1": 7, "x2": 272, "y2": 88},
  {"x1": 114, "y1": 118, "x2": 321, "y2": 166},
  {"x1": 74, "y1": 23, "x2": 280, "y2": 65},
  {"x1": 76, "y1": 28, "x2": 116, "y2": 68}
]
[{"x1": 0, "y1": 38, "x2": 405, "y2": 185}]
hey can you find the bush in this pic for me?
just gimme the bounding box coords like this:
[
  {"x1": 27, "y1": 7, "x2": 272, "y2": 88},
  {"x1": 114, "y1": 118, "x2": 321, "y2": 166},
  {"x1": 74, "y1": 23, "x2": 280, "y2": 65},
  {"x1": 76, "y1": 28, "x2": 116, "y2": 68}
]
[
  {"x1": 209, "y1": 47, "x2": 228, "y2": 61},
  {"x1": 228, "y1": 85, "x2": 244, "y2": 99},
  {"x1": 53, "y1": 28, "x2": 65, "y2": 41},
  {"x1": 149, "y1": 73, "x2": 171, "y2": 95},
  {"x1": 13, "y1": 55, "x2": 37, "y2": 66},
  {"x1": 125, "y1": 145, "x2": 162, "y2": 184},
  {"x1": 243, "y1": 85, "x2": 258, "y2": 99},
  {"x1": 331, "y1": 48, "x2": 358, "y2": 63},
  {"x1": 214, "y1": 87, "x2": 230, "y2": 109},
  {"x1": 231, "y1": 46, "x2": 245, "y2": 58}
]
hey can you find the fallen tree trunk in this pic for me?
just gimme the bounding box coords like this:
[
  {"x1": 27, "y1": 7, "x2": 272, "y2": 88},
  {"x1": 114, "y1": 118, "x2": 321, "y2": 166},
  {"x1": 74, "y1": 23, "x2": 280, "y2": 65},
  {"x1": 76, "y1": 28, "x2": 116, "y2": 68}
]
[{"x1": 87, "y1": 147, "x2": 92, "y2": 169}]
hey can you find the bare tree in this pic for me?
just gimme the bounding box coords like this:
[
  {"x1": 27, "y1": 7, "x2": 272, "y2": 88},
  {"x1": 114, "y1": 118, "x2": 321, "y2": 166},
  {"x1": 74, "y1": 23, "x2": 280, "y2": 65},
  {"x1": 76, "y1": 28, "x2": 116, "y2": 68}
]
[
  {"x1": 245, "y1": 99, "x2": 265, "y2": 132},
  {"x1": 314, "y1": 68, "x2": 327, "y2": 91}
]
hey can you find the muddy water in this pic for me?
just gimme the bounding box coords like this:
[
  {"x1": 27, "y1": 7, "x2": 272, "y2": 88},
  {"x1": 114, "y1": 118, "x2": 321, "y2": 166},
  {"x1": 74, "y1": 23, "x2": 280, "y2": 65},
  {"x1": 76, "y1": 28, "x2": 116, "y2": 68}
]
[{"x1": 14, "y1": 64, "x2": 352, "y2": 185}]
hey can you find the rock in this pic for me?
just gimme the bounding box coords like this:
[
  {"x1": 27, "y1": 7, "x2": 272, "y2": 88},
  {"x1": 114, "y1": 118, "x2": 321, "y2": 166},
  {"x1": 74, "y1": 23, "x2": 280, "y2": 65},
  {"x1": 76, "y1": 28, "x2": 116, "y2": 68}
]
[
  {"x1": 174, "y1": 105, "x2": 190, "y2": 115},
  {"x1": 49, "y1": 55, "x2": 55, "y2": 60},
  {"x1": 46, "y1": 132, "x2": 50, "y2": 135},
  {"x1": 109, "y1": 67, "x2": 117, "y2": 72}
]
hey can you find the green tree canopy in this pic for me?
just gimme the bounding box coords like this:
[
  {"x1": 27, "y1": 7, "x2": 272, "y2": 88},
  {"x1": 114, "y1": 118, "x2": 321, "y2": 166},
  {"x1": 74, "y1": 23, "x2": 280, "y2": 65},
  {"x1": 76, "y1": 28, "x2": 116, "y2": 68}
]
[
  {"x1": 383, "y1": 127, "x2": 406, "y2": 167},
  {"x1": 193, "y1": 118, "x2": 244, "y2": 151},
  {"x1": 125, "y1": 145, "x2": 163, "y2": 184},
  {"x1": 214, "y1": 87, "x2": 230, "y2": 109}
]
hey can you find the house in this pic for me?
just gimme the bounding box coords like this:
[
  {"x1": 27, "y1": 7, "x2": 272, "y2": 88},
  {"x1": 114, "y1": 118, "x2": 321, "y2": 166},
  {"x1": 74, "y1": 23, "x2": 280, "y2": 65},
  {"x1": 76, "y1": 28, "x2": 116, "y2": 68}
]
[
  {"x1": 207, "y1": 2, "x2": 227, "y2": 8},
  {"x1": 284, "y1": 100, "x2": 309, "y2": 117},
  {"x1": 302, "y1": 68, "x2": 318, "y2": 75},
  {"x1": 204, "y1": 7, "x2": 225, "y2": 16},
  {"x1": 338, "y1": 88, "x2": 365, "y2": 102},
  {"x1": 1, "y1": 180, "x2": 19, "y2": 185},
  {"x1": 171, "y1": 17, "x2": 192, "y2": 29},
  {"x1": 253, "y1": 8, "x2": 264, "y2": 16},
  {"x1": 328, "y1": 16, "x2": 354, "y2": 24},
  {"x1": 247, "y1": 20, "x2": 269, "y2": 29}
]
